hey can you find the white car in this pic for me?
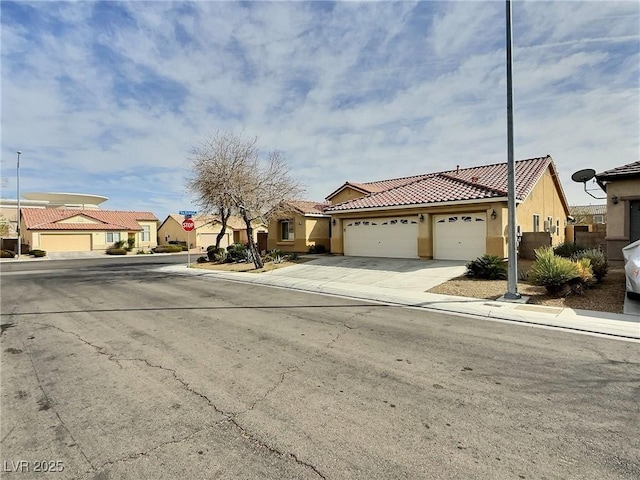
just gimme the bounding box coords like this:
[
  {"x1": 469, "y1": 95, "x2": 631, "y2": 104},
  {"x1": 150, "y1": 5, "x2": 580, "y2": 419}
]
[{"x1": 622, "y1": 239, "x2": 640, "y2": 300}]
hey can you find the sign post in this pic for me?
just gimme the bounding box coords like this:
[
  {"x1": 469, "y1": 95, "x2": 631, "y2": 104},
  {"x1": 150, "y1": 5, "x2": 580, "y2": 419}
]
[{"x1": 182, "y1": 218, "x2": 195, "y2": 266}]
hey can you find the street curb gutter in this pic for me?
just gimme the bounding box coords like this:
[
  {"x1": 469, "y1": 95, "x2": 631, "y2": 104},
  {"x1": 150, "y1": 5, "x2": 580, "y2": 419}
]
[{"x1": 160, "y1": 266, "x2": 640, "y2": 342}]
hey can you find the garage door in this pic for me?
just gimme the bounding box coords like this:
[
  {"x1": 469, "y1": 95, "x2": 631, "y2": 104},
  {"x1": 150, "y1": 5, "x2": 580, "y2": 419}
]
[
  {"x1": 344, "y1": 217, "x2": 419, "y2": 258},
  {"x1": 199, "y1": 233, "x2": 231, "y2": 250},
  {"x1": 40, "y1": 234, "x2": 92, "y2": 252},
  {"x1": 433, "y1": 213, "x2": 487, "y2": 260}
]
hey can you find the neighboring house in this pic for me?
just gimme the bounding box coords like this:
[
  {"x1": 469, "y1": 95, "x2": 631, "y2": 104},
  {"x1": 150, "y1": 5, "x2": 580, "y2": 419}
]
[
  {"x1": 158, "y1": 214, "x2": 268, "y2": 252},
  {"x1": 595, "y1": 160, "x2": 640, "y2": 261},
  {"x1": 568, "y1": 204, "x2": 607, "y2": 226},
  {"x1": 20, "y1": 208, "x2": 158, "y2": 252},
  {"x1": 326, "y1": 155, "x2": 570, "y2": 260},
  {"x1": 266, "y1": 200, "x2": 331, "y2": 253}
]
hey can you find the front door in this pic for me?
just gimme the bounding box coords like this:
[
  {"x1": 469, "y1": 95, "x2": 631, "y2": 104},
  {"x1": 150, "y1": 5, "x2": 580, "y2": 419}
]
[{"x1": 630, "y1": 200, "x2": 640, "y2": 244}]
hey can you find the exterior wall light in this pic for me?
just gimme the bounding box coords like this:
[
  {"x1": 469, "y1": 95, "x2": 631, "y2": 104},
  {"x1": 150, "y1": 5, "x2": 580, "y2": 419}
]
[
  {"x1": 332, "y1": 218, "x2": 336, "y2": 226},
  {"x1": 419, "y1": 214, "x2": 424, "y2": 222},
  {"x1": 612, "y1": 195, "x2": 619, "y2": 205},
  {"x1": 491, "y1": 209, "x2": 497, "y2": 219}
]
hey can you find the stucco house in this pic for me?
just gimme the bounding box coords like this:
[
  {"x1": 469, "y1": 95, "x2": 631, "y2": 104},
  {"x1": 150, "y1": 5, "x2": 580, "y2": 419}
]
[
  {"x1": 326, "y1": 155, "x2": 570, "y2": 260},
  {"x1": 158, "y1": 214, "x2": 268, "y2": 252},
  {"x1": 266, "y1": 200, "x2": 331, "y2": 253},
  {"x1": 21, "y1": 208, "x2": 158, "y2": 253},
  {"x1": 595, "y1": 160, "x2": 640, "y2": 261},
  {"x1": 568, "y1": 204, "x2": 607, "y2": 226}
]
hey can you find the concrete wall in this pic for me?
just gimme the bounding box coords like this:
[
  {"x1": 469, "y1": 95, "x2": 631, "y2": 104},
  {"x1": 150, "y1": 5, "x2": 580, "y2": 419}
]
[
  {"x1": 519, "y1": 232, "x2": 552, "y2": 260},
  {"x1": 574, "y1": 231, "x2": 606, "y2": 251}
]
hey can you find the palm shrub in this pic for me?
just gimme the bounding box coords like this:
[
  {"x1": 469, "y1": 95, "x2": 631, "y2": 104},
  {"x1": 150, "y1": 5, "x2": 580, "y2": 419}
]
[
  {"x1": 207, "y1": 246, "x2": 226, "y2": 261},
  {"x1": 528, "y1": 247, "x2": 581, "y2": 296},
  {"x1": 571, "y1": 248, "x2": 608, "y2": 282},
  {"x1": 465, "y1": 255, "x2": 507, "y2": 280},
  {"x1": 226, "y1": 243, "x2": 248, "y2": 262},
  {"x1": 113, "y1": 239, "x2": 126, "y2": 249},
  {"x1": 553, "y1": 241, "x2": 586, "y2": 258},
  {"x1": 106, "y1": 248, "x2": 127, "y2": 255}
]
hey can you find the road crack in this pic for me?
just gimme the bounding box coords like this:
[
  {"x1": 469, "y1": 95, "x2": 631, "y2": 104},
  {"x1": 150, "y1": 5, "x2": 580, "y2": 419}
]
[
  {"x1": 33, "y1": 323, "x2": 328, "y2": 479},
  {"x1": 20, "y1": 338, "x2": 95, "y2": 471}
]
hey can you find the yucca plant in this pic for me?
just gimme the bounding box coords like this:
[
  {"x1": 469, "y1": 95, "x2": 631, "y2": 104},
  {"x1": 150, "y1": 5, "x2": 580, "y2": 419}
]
[
  {"x1": 571, "y1": 248, "x2": 608, "y2": 282},
  {"x1": 465, "y1": 254, "x2": 507, "y2": 280},
  {"x1": 528, "y1": 247, "x2": 580, "y2": 296}
]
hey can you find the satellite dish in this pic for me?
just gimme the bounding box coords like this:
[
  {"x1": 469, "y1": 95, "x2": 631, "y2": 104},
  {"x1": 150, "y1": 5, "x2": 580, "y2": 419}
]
[{"x1": 571, "y1": 168, "x2": 596, "y2": 183}]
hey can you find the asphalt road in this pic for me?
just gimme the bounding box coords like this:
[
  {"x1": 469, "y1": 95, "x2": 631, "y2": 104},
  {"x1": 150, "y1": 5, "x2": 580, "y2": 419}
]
[{"x1": 1, "y1": 262, "x2": 639, "y2": 479}]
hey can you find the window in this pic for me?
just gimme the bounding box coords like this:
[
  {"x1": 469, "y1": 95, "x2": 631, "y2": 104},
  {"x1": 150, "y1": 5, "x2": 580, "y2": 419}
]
[
  {"x1": 533, "y1": 214, "x2": 540, "y2": 232},
  {"x1": 593, "y1": 214, "x2": 604, "y2": 224},
  {"x1": 546, "y1": 216, "x2": 553, "y2": 233},
  {"x1": 140, "y1": 225, "x2": 150, "y2": 242},
  {"x1": 280, "y1": 220, "x2": 294, "y2": 240},
  {"x1": 106, "y1": 232, "x2": 121, "y2": 243},
  {"x1": 556, "y1": 219, "x2": 560, "y2": 236}
]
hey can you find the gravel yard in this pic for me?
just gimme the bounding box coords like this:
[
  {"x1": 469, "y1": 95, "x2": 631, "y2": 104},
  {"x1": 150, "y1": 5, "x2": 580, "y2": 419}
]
[{"x1": 428, "y1": 260, "x2": 627, "y2": 314}]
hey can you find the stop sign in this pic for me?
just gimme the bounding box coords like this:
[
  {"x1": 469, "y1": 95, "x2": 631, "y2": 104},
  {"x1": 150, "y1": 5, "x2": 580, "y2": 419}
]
[{"x1": 182, "y1": 218, "x2": 195, "y2": 232}]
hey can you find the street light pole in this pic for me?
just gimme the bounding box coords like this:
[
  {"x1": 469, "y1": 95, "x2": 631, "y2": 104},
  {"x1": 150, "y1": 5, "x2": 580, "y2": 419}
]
[{"x1": 16, "y1": 150, "x2": 22, "y2": 258}]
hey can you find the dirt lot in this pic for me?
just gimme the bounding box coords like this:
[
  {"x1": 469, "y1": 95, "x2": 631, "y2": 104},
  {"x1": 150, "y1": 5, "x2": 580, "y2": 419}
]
[{"x1": 428, "y1": 260, "x2": 627, "y2": 314}]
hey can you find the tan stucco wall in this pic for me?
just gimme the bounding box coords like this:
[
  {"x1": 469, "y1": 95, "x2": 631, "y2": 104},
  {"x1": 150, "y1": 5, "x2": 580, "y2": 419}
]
[
  {"x1": 329, "y1": 188, "x2": 367, "y2": 205},
  {"x1": 515, "y1": 166, "x2": 568, "y2": 246},
  {"x1": 602, "y1": 178, "x2": 640, "y2": 260},
  {"x1": 267, "y1": 213, "x2": 330, "y2": 253}
]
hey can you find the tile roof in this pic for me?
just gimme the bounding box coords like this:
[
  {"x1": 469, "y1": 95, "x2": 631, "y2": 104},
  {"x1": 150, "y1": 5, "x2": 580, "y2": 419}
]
[
  {"x1": 282, "y1": 200, "x2": 331, "y2": 215},
  {"x1": 22, "y1": 208, "x2": 158, "y2": 231},
  {"x1": 328, "y1": 156, "x2": 556, "y2": 212},
  {"x1": 569, "y1": 205, "x2": 607, "y2": 216},
  {"x1": 160, "y1": 214, "x2": 259, "y2": 231},
  {"x1": 596, "y1": 160, "x2": 640, "y2": 181}
]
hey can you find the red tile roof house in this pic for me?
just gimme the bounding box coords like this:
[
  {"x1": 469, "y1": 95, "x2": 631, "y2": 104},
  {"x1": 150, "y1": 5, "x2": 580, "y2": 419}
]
[
  {"x1": 325, "y1": 155, "x2": 570, "y2": 260},
  {"x1": 266, "y1": 200, "x2": 331, "y2": 253},
  {"x1": 20, "y1": 208, "x2": 159, "y2": 253},
  {"x1": 595, "y1": 160, "x2": 640, "y2": 261}
]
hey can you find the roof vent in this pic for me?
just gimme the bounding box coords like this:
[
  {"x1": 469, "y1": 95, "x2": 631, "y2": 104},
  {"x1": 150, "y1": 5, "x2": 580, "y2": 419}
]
[
  {"x1": 456, "y1": 165, "x2": 460, "y2": 175},
  {"x1": 471, "y1": 176, "x2": 479, "y2": 183}
]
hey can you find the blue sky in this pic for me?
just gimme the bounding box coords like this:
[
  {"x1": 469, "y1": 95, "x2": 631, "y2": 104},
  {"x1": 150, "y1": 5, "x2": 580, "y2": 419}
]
[{"x1": 1, "y1": 1, "x2": 638, "y2": 220}]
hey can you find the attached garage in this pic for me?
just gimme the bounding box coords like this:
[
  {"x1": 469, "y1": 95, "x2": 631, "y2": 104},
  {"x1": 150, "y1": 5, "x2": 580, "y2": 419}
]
[
  {"x1": 198, "y1": 232, "x2": 231, "y2": 250},
  {"x1": 40, "y1": 234, "x2": 93, "y2": 252},
  {"x1": 433, "y1": 213, "x2": 487, "y2": 260},
  {"x1": 344, "y1": 216, "x2": 419, "y2": 258}
]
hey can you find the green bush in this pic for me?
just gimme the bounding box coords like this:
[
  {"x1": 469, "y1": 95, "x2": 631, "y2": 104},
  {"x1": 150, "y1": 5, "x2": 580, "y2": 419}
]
[
  {"x1": 152, "y1": 245, "x2": 183, "y2": 253},
  {"x1": 553, "y1": 241, "x2": 586, "y2": 258},
  {"x1": 226, "y1": 243, "x2": 248, "y2": 262},
  {"x1": 106, "y1": 248, "x2": 127, "y2": 255},
  {"x1": 181, "y1": 245, "x2": 188, "y2": 251},
  {"x1": 288, "y1": 252, "x2": 299, "y2": 261},
  {"x1": 196, "y1": 256, "x2": 208, "y2": 263},
  {"x1": 308, "y1": 244, "x2": 327, "y2": 254},
  {"x1": 1, "y1": 249, "x2": 15, "y2": 258},
  {"x1": 207, "y1": 246, "x2": 226, "y2": 261},
  {"x1": 571, "y1": 248, "x2": 608, "y2": 282},
  {"x1": 29, "y1": 249, "x2": 46, "y2": 257},
  {"x1": 113, "y1": 239, "x2": 126, "y2": 249},
  {"x1": 528, "y1": 247, "x2": 581, "y2": 296},
  {"x1": 465, "y1": 254, "x2": 507, "y2": 280}
]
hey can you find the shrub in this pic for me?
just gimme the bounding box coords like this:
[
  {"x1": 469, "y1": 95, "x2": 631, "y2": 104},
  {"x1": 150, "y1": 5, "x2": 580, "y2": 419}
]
[
  {"x1": 113, "y1": 239, "x2": 126, "y2": 249},
  {"x1": 308, "y1": 244, "x2": 327, "y2": 254},
  {"x1": 136, "y1": 249, "x2": 148, "y2": 254},
  {"x1": 125, "y1": 237, "x2": 135, "y2": 252},
  {"x1": 181, "y1": 245, "x2": 188, "y2": 251},
  {"x1": 152, "y1": 245, "x2": 183, "y2": 253},
  {"x1": 196, "y1": 256, "x2": 208, "y2": 263},
  {"x1": 553, "y1": 241, "x2": 586, "y2": 258},
  {"x1": 207, "y1": 246, "x2": 225, "y2": 261},
  {"x1": 571, "y1": 248, "x2": 608, "y2": 282},
  {"x1": 1, "y1": 249, "x2": 15, "y2": 258},
  {"x1": 465, "y1": 255, "x2": 507, "y2": 280},
  {"x1": 29, "y1": 249, "x2": 46, "y2": 257},
  {"x1": 528, "y1": 247, "x2": 581, "y2": 296},
  {"x1": 226, "y1": 243, "x2": 248, "y2": 262},
  {"x1": 288, "y1": 252, "x2": 299, "y2": 261},
  {"x1": 106, "y1": 248, "x2": 127, "y2": 255},
  {"x1": 272, "y1": 253, "x2": 284, "y2": 264}
]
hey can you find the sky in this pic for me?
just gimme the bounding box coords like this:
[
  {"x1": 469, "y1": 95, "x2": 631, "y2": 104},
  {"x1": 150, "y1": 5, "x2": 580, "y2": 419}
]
[{"x1": 1, "y1": 0, "x2": 638, "y2": 220}]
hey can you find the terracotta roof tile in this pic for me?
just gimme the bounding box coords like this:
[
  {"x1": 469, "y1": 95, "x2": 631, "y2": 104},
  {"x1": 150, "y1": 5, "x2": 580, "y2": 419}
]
[
  {"x1": 596, "y1": 160, "x2": 640, "y2": 180},
  {"x1": 22, "y1": 208, "x2": 158, "y2": 231},
  {"x1": 283, "y1": 200, "x2": 330, "y2": 215},
  {"x1": 328, "y1": 156, "x2": 553, "y2": 212},
  {"x1": 569, "y1": 205, "x2": 607, "y2": 216}
]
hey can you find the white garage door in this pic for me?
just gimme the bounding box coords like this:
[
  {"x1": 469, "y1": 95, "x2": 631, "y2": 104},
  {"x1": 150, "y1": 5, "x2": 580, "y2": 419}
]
[
  {"x1": 199, "y1": 233, "x2": 231, "y2": 250},
  {"x1": 344, "y1": 217, "x2": 419, "y2": 258},
  {"x1": 433, "y1": 213, "x2": 487, "y2": 260},
  {"x1": 40, "y1": 234, "x2": 92, "y2": 252}
]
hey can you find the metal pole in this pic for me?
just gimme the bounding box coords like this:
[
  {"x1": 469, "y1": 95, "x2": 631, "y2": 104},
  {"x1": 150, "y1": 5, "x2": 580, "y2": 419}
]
[
  {"x1": 16, "y1": 150, "x2": 22, "y2": 259},
  {"x1": 504, "y1": 0, "x2": 520, "y2": 299},
  {"x1": 187, "y1": 230, "x2": 191, "y2": 267}
]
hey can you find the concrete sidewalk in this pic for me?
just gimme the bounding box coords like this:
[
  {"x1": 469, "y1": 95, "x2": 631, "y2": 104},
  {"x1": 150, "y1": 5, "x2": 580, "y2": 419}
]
[{"x1": 159, "y1": 258, "x2": 640, "y2": 341}]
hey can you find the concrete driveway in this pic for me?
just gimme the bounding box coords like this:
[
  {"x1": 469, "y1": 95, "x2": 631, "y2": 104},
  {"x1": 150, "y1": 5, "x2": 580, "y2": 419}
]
[{"x1": 264, "y1": 255, "x2": 467, "y2": 291}]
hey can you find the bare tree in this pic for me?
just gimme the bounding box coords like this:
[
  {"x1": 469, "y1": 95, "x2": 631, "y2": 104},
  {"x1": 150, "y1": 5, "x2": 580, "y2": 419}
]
[{"x1": 187, "y1": 131, "x2": 303, "y2": 268}]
